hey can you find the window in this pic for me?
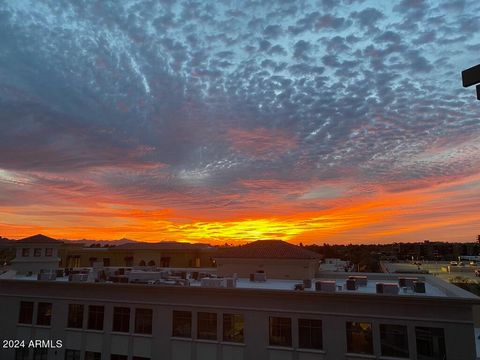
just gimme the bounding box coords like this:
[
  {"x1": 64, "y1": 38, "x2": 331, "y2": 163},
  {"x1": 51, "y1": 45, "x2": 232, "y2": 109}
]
[
  {"x1": 103, "y1": 258, "x2": 110, "y2": 266},
  {"x1": 88, "y1": 305, "x2": 104, "y2": 330},
  {"x1": 172, "y1": 310, "x2": 191, "y2": 338},
  {"x1": 415, "y1": 327, "x2": 446, "y2": 360},
  {"x1": 299, "y1": 318, "x2": 323, "y2": 350},
  {"x1": 22, "y1": 248, "x2": 30, "y2": 257},
  {"x1": 18, "y1": 301, "x2": 34, "y2": 324},
  {"x1": 33, "y1": 348, "x2": 48, "y2": 360},
  {"x1": 85, "y1": 352, "x2": 101, "y2": 360},
  {"x1": 223, "y1": 313, "x2": 244, "y2": 343},
  {"x1": 110, "y1": 355, "x2": 127, "y2": 360},
  {"x1": 45, "y1": 248, "x2": 53, "y2": 257},
  {"x1": 34, "y1": 248, "x2": 42, "y2": 257},
  {"x1": 197, "y1": 312, "x2": 217, "y2": 340},
  {"x1": 132, "y1": 357, "x2": 150, "y2": 360},
  {"x1": 380, "y1": 324, "x2": 409, "y2": 358},
  {"x1": 113, "y1": 307, "x2": 130, "y2": 333},
  {"x1": 15, "y1": 348, "x2": 29, "y2": 360},
  {"x1": 346, "y1": 322, "x2": 373, "y2": 354},
  {"x1": 135, "y1": 308, "x2": 152, "y2": 334},
  {"x1": 67, "y1": 304, "x2": 84, "y2": 328},
  {"x1": 269, "y1": 317, "x2": 292, "y2": 347},
  {"x1": 36, "y1": 302, "x2": 52, "y2": 326},
  {"x1": 64, "y1": 349, "x2": 80, "y2": 360}
]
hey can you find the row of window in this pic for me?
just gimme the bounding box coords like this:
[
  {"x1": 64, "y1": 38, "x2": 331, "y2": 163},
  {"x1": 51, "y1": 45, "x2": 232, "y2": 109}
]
[
  {"x1": 18, "y1": 302, "x2": 446, "y2": 358},
  {"x1": 15, "y1": 349, "x2": 149, "y2": 360},
  {"x1": 21, "y1": 248, "x2": 53, "y2": 257}
]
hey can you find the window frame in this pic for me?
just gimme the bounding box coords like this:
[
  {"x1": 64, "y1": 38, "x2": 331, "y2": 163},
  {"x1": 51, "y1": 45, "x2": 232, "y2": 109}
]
[
  {"x1": 346, "y1": 321, "x2": 374, "y2": 355},
  {"x1": 67, "y1": 304, "x2": 84, "y2": 329},
  {"x1": 269, "y1": 316, "x2": 292, "y2": 347},
  {"x1": 298, "y1": 318, "x2": 323, "y2": 350},
  {"x1": 172, "y1": 310, "x2": 192, "y2": 338},
  {"x1": 87, "y1": 305, "x2": 104, "y2": 331},
  {"x1": 36, "y1": 302, "x2": 52, "y2": 326},
  {"x1": 380, "y1": 323, "x2": 409, "y2": 358},
  {"x1": 18, "y1": 301, "x2": 34, "y2": 324},
  {"x1": 134, "y1": 308, "x2": 152, "y2": 335},
  {"x1": 112, "y1": 306, "x2": 130, "y2": 333},
  {"x1": 197, "y1": 312, "x2": 218, "y2": 341},
  {"x1": 222, "y1": 313, "x2": 244, "y2": 343}
]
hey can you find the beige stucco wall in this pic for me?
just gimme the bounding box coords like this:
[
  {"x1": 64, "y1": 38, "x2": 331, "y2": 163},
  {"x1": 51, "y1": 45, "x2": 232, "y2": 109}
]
[{"x1": 215, "y1": 258, "x2": 319, "y2": 279}]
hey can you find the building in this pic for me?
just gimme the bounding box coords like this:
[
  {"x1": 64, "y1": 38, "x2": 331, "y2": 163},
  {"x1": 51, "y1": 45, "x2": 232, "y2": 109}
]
[
  {"x1": 214, "y1": 240, "x2": 321, "y2": 279},
  {"x1": 10, "y1": 234, "x2": 63, "y2": 275},
  {"x1": 59, "y1": 241, "x2": 216, "y2": 269},
  {"x1": 0, "y1": 250, "x2": 479, "y2": 359}
]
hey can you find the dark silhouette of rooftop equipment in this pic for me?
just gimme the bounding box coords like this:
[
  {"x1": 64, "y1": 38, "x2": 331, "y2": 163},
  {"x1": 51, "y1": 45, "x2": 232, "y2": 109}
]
[{"x1": 462, "y1": 64, "x2": 480, "y2": 100}]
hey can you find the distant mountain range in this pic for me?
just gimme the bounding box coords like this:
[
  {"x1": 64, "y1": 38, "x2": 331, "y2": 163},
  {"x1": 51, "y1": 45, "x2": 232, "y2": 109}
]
[{"x1": 0, "y1": 236, "x2": 139, "y2": 246}]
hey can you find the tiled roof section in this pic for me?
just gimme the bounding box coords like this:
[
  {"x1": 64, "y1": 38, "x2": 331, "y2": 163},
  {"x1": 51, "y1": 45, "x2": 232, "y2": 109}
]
[
  {"x1": 214, "y1": 240, "x2": 321, "y2": 260},
  {"x1": 116, "y1": 242, "x2": 212, "y2": 250},
  {"x1": 17, "y1": 234, "x2": 63, "y2": 244}
]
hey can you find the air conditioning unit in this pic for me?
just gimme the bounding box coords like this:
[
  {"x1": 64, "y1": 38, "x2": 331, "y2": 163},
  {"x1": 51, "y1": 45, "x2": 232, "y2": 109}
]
[
  {"x1": 348, "y1": 275, "x2": 367, "y2": 287},
  {"x1": 69, "y1": 273, "x2": 89, "y2": 282},
  {"x1": 254, "y1": 271, "x2": 267, "y2": 282},
  {"x1": 346, "y1": 278, "x2": 357, "y2": 290},
  {"x1": 376, "y1": 282, "x2": 399, "y2": 294},
  {"x1": 315, "y1": 280, "x2": 336, "y2": 292},
  {"x1": 303, "y1": 279, "x2": 312, "y2": 289},
  {"x1": 399, "y1": 277, "x2": 418, "y2": 288},
  {"x1": 225, "y1": 278, "x2": 237, "y2": 288},
  {"x1": 201, "y1": 278, "x2": 225, "y2": 288},
  {"x1": 294, "y1": 283, "x2": 305, "y2": 291},
  {"x1": 413, "y1": 281, "x2": 426, "y2": 293},
  {"x1": 37, "y1": 272, "x2": 57, "y2": 281}
]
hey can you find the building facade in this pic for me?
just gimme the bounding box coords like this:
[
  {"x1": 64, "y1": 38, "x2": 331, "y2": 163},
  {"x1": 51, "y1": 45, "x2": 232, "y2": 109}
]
[{"x1": 0, "y1": 272, "x2": 478, "y2": 360}]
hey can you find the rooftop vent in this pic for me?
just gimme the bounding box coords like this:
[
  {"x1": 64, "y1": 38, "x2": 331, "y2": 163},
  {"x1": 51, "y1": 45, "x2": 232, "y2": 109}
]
[
  {"x1": 376, "y1": 282, "x2": 399, "y2": 294},
  {"x1": 315, "y1": 280, "x2": 336, "y2": 292},
  {"x1": 346, "y1": 278, "x2": 357, "y2": 291},
  {"x1": 413, "y1": 280, "x2": 426, "y2": 293},
  {"x1": 348, "y1": 275, "x2": 367, "y2": 287}
]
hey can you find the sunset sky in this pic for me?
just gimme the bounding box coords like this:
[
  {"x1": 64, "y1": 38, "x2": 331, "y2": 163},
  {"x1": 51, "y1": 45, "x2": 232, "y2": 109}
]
[{"x1": 0, "y1": 0, "x2": 479, "y2": 244}]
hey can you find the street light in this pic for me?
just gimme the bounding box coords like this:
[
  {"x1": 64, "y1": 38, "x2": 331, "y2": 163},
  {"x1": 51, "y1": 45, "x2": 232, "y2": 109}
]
[{"x1": 462, "y1": 64, "x2": 480, "y2": 100}]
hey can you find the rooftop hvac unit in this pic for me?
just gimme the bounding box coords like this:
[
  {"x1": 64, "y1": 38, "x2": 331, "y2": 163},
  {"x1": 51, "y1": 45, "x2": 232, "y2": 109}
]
[
  {"x1": 303, "y1": 279, "x2": 312, "y2": 289},
  {"x1": 254, "y1": 272, "x2": 267, "y2": 282},
  {"x1": 37, "y1": 272, "x2": 57, "y2": 281},
  {"x1": 376, "y1": 282, "x2": 399, "y2": 294},
  {"x1": 294, "y1": 283, "x2": 305, "y2": 291},
  {"x1": 413, "y1": 281, "x2": 426, "y2": 293},
  {"x1": 348, "y1": 275, "x2": 367, "y2": 287},
  {"x1": 128, "y1": 271, "x2": 163, "y2": 283},
  {"x1": 315, "y1": 280, "x2": 336, "y2": 292},
  {"x1": 69, "y1": 273, "x2": 89, "y2": 282},
  {"x1": 225, "y1": 278, "x2": 237, "y2": 288},
  {"x1": 399, "y1": 277, "x2": 418, "y2": 288},
  {"x1": 201, "y1": 278, "x2": 225, "y2": 288},
  {"x1": 346, "y1": 278, "x2": 357, "y2": 290}
]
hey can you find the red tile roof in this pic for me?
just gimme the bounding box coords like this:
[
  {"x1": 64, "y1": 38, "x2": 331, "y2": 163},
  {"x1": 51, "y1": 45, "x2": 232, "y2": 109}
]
[
  {"x1": 17, "y1": 234, "x2": 63, "y2": 244},
  {"x1": 214, "y1": 240, "x2": 320, "y2": 260}
]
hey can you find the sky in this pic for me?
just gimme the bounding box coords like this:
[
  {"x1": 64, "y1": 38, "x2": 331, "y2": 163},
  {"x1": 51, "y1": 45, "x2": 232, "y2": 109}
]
[{"x1": 0, "y1": 0, "x2": 479, "y2": 244}]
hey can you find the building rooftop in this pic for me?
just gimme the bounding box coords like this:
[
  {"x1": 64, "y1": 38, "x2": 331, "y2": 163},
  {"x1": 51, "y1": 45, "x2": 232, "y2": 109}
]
[
  {"x1": 116, "y1": 241, "x2": 212, "y2": 250},
  {"x1": 215, "y1": 240, "x2": 321, "y2": 260},
  {"x1": 16, "y1": 234, "x2": 63, "y2": 244}
]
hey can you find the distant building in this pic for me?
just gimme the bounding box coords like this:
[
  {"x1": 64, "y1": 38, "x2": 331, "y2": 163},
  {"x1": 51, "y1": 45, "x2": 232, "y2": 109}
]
[
  {"x1": 214, "y1": 240, "x2": 321, "y2": 279},
  {"x1": 10, "y1": 234, "x2": 62, "y2": 274}
]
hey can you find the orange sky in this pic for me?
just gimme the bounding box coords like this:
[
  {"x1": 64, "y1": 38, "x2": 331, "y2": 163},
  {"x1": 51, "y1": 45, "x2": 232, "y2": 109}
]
[{"x1": 1, "y1": 170, "x2": 479, "y2": 244}]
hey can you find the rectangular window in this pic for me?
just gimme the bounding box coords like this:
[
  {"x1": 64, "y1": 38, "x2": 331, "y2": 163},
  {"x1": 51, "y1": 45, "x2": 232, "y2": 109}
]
[
  {"x1": 88, "y1": 305, "x2": 104, "y2": 330},
  {"x1": 45, "y1": 248, "x2": 53, "y2": 257},
  {"x1": 269, "y1": 317, "x2": 292, "y2": 347},
  {"x1": 223, "y1": 313, "x2": 244, "y2": 343},
  {"x1": 22, "y1": 248, "x2": 30, "y2": 257},
  {"x1": 33, "y1": 348, "x2": 48, "y2": 360},
  {"x1": 110, "y1": 355, "x2": 127, "y2": 360},
  {"x1": 415, "y1": 327, "x2": 446, "y2": 360},
  {"x1": 346, "y1": 322, "x2": 373, "y2": 354},
  {"x1": 64, "y1": 349, "x2": 80, "y2": 360},
  {"x1": 113, "y1": 307, "x2": 130, "y2": 333},
  {"x1": 380, "y1": 324, "x2": 409, "y2": 358},
  {"x1": 67, "y1": 304, "x2": 84, "y2": 329},
  {"x1": 135, "y1": 308, "x2": 152, "y2": 335},
  {"x1": 18, "y1": 301, "x2": 34, "y2": 324},
  {"x1": 85, "y1": 352, "x2": 101, "y2": 360},
  {"x1": 36, "y1": 302, "x2": 52, "y2": 326},
  {"x1": 197, "y1": 312, "x2": 217, "y2": 340},
  {"x1": 34, "y1": 248, "x2": 42, "y2": 257},
  {"x1": 299, "y1": 318, "x2": 323, "y2": 350},
  {"x1": 15, "y1": 348, "x2": 30, "y2": 360},
  {"x1": 172, "y1": 310, "x2": 192, "y2": 338}
]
